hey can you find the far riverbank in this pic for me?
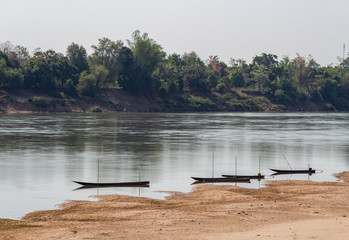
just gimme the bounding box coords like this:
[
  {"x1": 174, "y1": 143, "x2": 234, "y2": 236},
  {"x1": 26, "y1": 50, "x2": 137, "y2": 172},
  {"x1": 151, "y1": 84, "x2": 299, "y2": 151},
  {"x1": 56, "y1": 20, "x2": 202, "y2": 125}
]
[{"x1": 0, "y1": 88, "x2": 329, "y2": 114}]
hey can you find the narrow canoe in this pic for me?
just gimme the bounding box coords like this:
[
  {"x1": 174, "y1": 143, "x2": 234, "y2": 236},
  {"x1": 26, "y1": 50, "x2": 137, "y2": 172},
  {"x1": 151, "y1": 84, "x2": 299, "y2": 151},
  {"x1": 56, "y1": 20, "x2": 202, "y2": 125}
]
[
  {"x1": 270, "y1": 168, "x2": 316, "y2": 174},
  {"x1": 221, "y1": 174, "x2": 265, "y2": 179},
  {"x1": 191, "y1": 177, "x2": 251, "y2": 183},
  {"x1": 73, "y1": 180, "x2": 150, "y2": 187}
]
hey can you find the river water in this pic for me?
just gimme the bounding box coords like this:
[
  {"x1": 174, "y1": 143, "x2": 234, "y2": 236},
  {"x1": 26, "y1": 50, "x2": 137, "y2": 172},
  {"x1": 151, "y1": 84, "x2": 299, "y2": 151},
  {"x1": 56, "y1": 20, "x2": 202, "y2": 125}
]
[{"x1": 1, "y1": 112, "x2": 349, "y2": 219}]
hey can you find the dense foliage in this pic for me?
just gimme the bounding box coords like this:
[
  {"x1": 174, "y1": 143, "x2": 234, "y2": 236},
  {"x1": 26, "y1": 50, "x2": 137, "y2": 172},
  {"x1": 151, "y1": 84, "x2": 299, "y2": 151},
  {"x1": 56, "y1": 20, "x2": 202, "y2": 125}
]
[{"x1": 1, "y1": 31, "x2": 349, "y2": 111}]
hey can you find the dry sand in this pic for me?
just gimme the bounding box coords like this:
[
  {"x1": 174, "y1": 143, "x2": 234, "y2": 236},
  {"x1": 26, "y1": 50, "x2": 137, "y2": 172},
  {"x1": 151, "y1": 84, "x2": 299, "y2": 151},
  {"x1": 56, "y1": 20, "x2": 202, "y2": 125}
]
[{"x1": 1, "y1": 172, "x2": 349, "y2": 240}]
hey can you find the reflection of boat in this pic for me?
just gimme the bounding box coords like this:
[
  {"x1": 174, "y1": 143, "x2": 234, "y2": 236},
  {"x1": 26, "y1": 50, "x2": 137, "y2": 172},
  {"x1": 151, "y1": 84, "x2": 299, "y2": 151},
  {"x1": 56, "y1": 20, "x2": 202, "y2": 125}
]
[
  {"x1": 270, "y1": 168, "x2": 316, "y2": 174},
  {"x1": 221, "y1": 174, "x2": 265, "y2": 179},
  {"x1": 73, "y1": 180, "x2": 150, "y2": 188},
  {"x1": 191, "y1": 177, "x2": 250, "y2": 183}
]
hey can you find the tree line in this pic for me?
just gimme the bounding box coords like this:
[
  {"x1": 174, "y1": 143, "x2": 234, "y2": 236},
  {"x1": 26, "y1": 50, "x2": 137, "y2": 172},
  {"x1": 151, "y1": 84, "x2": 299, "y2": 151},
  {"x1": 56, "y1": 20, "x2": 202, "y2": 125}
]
[{"x1": 1, "y1": 30, "x2": 349, "y2": 111}]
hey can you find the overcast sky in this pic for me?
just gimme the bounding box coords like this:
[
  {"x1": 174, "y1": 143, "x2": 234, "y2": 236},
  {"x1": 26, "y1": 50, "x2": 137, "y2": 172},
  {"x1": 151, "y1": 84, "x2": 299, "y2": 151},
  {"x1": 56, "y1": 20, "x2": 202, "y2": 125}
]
[{"x1": 1, "y1": 0, "x2": 348, "y2": 66}]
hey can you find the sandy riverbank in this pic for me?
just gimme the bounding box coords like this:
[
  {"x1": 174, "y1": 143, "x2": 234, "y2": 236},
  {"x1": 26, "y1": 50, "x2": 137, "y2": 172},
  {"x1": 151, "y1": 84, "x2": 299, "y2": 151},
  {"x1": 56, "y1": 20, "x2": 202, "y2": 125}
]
[{"x1": 1, "y1": 172, "x2": 349, "y2": 240}]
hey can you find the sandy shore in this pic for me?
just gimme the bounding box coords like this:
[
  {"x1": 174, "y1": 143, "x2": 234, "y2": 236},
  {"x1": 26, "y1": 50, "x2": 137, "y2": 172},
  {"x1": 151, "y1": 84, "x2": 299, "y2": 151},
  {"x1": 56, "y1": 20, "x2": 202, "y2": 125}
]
[{"x1": 1, "y1": 172, "x2": 349, "y2": 240}]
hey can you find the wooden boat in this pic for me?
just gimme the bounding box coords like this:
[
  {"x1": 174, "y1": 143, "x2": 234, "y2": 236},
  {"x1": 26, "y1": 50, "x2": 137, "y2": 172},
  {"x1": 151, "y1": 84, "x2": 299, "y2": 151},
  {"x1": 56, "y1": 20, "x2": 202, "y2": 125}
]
[
  {"x1": 191, "y1": 177, "x2": 251, "y2": 183},
  {"x1": 73, "y1": 158, "x2": 149, "y2": 189},
  {"x1": 221, "y1": 174, "x2": 265, "y2": 179},
  {"x1": 270, "y1": 168, "x2": 316, "y2": 174},
  {"x1": 221, "y1": 156, "x2": 265, "y2": 180},
  {"x1": 73, "y1": 180, "x2": 150, "y2": 188}
]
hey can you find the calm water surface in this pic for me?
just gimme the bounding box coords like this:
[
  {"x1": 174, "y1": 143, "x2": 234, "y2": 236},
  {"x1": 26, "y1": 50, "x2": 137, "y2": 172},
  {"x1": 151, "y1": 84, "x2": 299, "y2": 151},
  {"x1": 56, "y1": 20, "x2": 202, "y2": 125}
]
[{"x1": 1, "y1": 112, "x2": 349, "y2": 219}]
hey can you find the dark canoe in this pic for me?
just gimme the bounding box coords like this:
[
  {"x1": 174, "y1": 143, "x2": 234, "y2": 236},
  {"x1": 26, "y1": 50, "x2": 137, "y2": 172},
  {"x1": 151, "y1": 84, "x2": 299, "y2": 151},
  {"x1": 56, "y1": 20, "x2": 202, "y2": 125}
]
[
  {"x1": 221, "y1": 174, "x2": 265, "y2": 179},
  {"x1": 191, "y1": 177, "x2": 251, "y2": 183},
  {"x1": 73, "y1": 180, "x2": 150, "y2": 188},
  {"x1": 270, "y1": 168, "x2": 316, "y2": 174}
]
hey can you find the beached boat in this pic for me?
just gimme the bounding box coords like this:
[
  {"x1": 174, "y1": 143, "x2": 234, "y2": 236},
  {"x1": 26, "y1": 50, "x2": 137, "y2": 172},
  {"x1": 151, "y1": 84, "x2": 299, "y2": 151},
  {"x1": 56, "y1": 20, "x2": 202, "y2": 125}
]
[
  {"x1": 73, "y1": 158, "x2": 149, "y2": 188},
  {"x1": 73, "y1": 180, "x2": 150, "y2": 187},
  {"x1": 269, "y1": 168, "x2": 316, "y2": 174},
  {"x1": 221, "y1": 156, "x2": 265, "y2": 180},
  {"x1": 221, "y1": 174, "x2": 265, "y2": 179},
  {"x1": 191, "y1": 177, "x2": 251, "y2": 183}
]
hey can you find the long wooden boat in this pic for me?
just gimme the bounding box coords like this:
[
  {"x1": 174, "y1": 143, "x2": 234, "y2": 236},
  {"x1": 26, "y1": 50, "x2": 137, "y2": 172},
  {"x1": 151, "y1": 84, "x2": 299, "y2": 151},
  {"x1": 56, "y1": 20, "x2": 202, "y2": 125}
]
[
  {"x1": 270, "y1": 168, "x2": 316, "y2": 174},
  {"x1": 73, "y1": 180, "x2": 150, "y2": 187},
  {"x1": 221, "y1": 174, "x2": 265, "y2": 179},
  {"x1": 191, "y1": 177, "x2": 251, "y2": 183}
]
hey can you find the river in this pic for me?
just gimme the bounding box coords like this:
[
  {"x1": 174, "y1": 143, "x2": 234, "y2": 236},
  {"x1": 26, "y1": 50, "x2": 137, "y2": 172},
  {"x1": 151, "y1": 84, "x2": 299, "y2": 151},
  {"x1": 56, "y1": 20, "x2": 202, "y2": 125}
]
[{"x1": 1, "y1": 112, "x2": 348, "y2": 219}]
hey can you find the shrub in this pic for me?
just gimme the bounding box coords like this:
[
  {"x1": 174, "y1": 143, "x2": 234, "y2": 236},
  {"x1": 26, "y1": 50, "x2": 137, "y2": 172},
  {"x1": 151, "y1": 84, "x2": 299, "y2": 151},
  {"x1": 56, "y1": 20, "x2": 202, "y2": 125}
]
[
  {"x1": 322, "y1": 103, "x2": 336, "y2": 111},
  {"x1": 187, "y1": 96, "x2": 215, "y2": 111},
  {"x1": 63, "y1": 79, "x2": 78, "y2": 97},
  {"x1": 90, "y1": 105, "x2": 102, "y2": 112},
  {"x1": 77, "y1": 74, "x2": 96, "y2": 97},
  {"x1": 28, "y1": 96, "x2": 50, "y2": 107}
]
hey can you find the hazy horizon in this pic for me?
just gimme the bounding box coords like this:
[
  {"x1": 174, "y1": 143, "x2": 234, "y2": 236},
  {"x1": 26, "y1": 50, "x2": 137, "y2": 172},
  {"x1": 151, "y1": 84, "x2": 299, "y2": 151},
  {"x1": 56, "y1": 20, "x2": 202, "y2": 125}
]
[{"x1": 1, "y1": 0, "x2": 348, "y2": 66}]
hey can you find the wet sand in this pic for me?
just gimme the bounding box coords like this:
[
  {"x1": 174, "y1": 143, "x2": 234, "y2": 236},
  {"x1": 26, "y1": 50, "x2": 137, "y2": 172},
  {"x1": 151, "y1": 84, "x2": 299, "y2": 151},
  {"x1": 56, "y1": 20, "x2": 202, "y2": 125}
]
[{"x1": 1, "y1": 172, "x2": 349, "y2": 240}]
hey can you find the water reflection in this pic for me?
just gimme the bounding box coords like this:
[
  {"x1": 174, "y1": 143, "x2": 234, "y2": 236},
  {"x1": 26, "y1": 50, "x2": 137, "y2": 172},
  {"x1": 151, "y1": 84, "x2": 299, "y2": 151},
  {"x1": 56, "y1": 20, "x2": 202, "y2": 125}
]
[{"x1": 0, "y1": 112, "x2": 349, "y2": 219}]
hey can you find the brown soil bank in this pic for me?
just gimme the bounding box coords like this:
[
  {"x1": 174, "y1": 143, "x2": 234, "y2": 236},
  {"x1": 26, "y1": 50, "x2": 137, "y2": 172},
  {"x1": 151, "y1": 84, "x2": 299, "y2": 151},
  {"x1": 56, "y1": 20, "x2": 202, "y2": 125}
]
[
  {"x1": 1, "y1": 172, "x2": 349, "y2": 240},
  {"x1": 0, "y1": 88, "x2": 324, "y2": 113},
  {"x1": 0, "y1": 88, "x2": 165, "y2": 113}
]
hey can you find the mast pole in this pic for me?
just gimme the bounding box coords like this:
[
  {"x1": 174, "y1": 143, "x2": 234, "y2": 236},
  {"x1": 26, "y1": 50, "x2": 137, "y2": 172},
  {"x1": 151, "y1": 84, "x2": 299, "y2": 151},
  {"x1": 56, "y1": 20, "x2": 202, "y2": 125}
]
[
  {"x1": 258, "y1": 155, "x2": 261, "y2": 175},
  {"x1": 212, "y1": 152, "x2": 214, "y2": 178},
  {"x1": 282, "y1": 153, "x2": 292, "y2": 170},
  {"x1": 235, "y1": 156, "x2": 237, "y2": 176},
  {"x1": 97, "y1": 158, "x2": 100, "y2": 183}
]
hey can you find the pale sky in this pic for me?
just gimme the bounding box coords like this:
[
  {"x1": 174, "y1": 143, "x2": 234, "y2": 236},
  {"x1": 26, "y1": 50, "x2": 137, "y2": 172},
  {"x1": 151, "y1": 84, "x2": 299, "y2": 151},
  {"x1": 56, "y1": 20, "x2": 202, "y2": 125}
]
[{"x1": 1, "y1": 0, "x2": 348, "y2": 66}]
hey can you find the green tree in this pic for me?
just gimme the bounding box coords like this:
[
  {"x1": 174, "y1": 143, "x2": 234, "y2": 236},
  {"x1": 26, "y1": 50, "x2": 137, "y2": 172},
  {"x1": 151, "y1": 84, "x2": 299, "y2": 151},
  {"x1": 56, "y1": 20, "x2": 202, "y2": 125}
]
[
  {"x1": 76, "y1": 73, "x2": 96, "y2": 97},
  {"x1": 152, "y1": 61, "x2": 182, "y2": 97},
  {"x1": 274, "y1": 76, "x2": 300, "y2": 105},
  {"x1": 23, "y1": 50, "x2": 77, "y2": 90},
  {"x1": 0, "y1": 53, "x2": 24, "y2": 89},
  {"x1": 127, "y1": 30, "x2": 166, "y2": 95},
  {"x1": 251, "y1": 53, "x2": 278, "y2": 68},
  {"x1": 290, "y1": 54, "x2": 318, "y2": 92},
  {"x1": 0, "y1": 41, "x2": 29, "y2": 68},
  {"x1": 207, "y1": 56, "x2": 228, "y2": 77},
  {"x1": 168, "y1": 53, "x2": 185, "y2": 67},
  {"x1": 63, "y1": 79, "x2": 77, "y2": 97},
  {"x1": 54, "y1": 57, "x2": 79, "y2": 88},
  {"x1": 229, "y1": 68, "x2": 244, "y2": 88},
  {"x1": 181, "y1": 54, "x2": 208, "y2": 92},
  {"x1": 251, "y1": 66, "x2": 269, "y2": 90},
  {"x1": 90, "y1": 64, "x2": 109, "y2": 90},
  {"x1": 89, "y1": 38, "x2": 123, "y2": 86},
  {"x1": 66, "y1": 43, "x2": 89, "y2": 74},
  {"x1": 230, "y1": 58, "x2": 248, "y2": 71},
  {"x1": 314, "y1": 68, "x2": 341, "y2": 105},
  {"x1": 115, "y1": 46, "x2": 135, "y2": 92},
  {"x1": 23, "y1": 54, "x2": 55, "y2": 90},
  {"x1": 216, "y1": 76, "x2": 231, "y2": 94},
  {"x1": 205, "y1": 69, "x2": 220, "y2": 90}
]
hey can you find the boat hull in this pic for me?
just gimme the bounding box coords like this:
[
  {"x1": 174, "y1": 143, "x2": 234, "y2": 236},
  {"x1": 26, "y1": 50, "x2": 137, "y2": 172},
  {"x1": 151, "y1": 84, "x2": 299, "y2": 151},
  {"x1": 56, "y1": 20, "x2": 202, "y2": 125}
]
[
  {"x1": 191, "y1": 177, "x2": 250, "y2": 183},
  {"x1": 221, "y1": 174, "x2": 264, "y2": 179},
  {"x1": 73, "y1": 181, "x2": 150, "y2": 187},
  {"x1": 270, "y1": 168, "x2": 316, "y2": 174}
]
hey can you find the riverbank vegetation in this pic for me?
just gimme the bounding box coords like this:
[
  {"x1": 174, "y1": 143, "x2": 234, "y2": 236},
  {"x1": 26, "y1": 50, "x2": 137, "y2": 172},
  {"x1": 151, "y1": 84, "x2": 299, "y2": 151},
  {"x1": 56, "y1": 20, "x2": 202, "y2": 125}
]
[{"x1": 1, "y1": 30, "x2": 349, "y2": 112}]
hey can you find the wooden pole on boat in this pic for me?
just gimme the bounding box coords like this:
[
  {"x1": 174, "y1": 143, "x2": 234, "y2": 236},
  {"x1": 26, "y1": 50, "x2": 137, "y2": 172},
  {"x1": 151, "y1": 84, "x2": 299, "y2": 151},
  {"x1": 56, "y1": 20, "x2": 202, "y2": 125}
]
[
  {"x1": 212, "y1": 152, "x2": 214, "y2": 178},
  {"x1": 258, "y1": 155, "x2": 261, "y2": 176},
  {"x1": 235, "y1": 156, "x2": 237, "y2": 176},
  {"x1": 97, "y1": 158, "x2": 100, "y2": 183},
  {"x1": 282, "y1": 153, "x2": 292, "y2": 170},
  {"x1": 138, "y1": 173, "x2": 141, "y2": 196}
]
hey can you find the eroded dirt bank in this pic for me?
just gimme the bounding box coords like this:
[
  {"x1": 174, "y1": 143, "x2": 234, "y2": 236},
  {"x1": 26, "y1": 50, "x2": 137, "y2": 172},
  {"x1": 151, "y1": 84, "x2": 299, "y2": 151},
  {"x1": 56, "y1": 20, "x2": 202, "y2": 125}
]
[{"x1": 1, "y1": 172, "x2": 349, "y2": 240}]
